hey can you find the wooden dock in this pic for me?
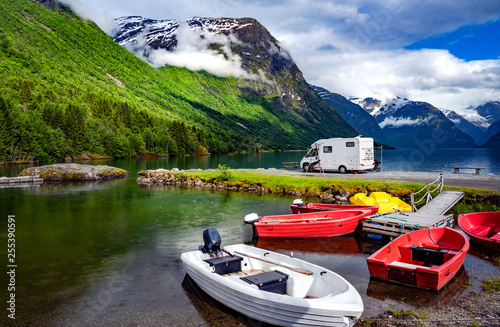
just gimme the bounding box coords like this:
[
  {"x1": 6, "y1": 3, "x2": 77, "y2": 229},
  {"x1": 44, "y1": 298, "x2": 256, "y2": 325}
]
[
  {"x1": 363, "y1": 211, "x2": 455, "y2": 237},
  {"x1": 416, "y1": 190, "x2": 464, "y2": 215},
  {"x1": 362, "y1": 176, "x2": 465, "y2": 237},
  {"x1": 0, "y1": 176, "x2": 43, "y2": 187}
]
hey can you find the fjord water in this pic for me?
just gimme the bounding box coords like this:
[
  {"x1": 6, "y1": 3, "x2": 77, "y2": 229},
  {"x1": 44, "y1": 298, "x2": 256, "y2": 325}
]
[{"x1": 1, "y1": 150, "x2": 499, "y2": 326}]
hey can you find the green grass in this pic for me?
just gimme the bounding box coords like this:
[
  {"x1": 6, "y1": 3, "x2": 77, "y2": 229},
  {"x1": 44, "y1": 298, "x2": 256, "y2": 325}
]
[{"x1": 482, "y1": 276, "x2": 500, "y2": 293}]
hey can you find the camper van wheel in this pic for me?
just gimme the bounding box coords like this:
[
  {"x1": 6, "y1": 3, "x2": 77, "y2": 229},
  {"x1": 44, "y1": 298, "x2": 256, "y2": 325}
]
[
  {"x1": 338, "y1": 166, "x2": 347, "y2": 174},
  {"x1": 302, "y1": 163, "x2": 310, "y2": 172}
]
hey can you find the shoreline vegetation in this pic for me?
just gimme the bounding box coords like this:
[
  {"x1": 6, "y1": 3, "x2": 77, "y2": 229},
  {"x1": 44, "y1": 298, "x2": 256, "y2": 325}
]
[{"x1": 137, "y1": 167, "x2": 500, "y2": 215}]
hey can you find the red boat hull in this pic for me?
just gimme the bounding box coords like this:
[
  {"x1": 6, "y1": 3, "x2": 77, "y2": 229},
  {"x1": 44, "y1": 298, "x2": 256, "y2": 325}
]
[
  {"x1": 290, "y1": 203, "x2": 379, "y2": 214},
  {"x1": 366, "y1": 227, "x2": 469, "y2": 291},
  {"x1": 458, "y1": 211, "x2": 500, "y2": 252},
  {"x1": 253, "y1": 210, "x2": 373, "y2": 238}
]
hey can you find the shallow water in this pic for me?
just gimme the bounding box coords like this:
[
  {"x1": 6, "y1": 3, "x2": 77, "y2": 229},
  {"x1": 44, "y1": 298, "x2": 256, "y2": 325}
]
[{"x1": 1, "y1": 154, "x2": 499, "y2": 326}]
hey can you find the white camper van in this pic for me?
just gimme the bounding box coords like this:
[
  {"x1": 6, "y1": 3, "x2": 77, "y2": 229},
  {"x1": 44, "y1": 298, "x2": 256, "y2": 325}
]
[{"x1": 300, "y1": 136, "x2": 374, "y2": 173}]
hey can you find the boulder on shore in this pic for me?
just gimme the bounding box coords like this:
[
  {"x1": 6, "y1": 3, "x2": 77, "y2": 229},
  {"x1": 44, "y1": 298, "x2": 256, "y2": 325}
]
[{"x1": 19, "y1": 163, "x2": 130, "y2": 181}]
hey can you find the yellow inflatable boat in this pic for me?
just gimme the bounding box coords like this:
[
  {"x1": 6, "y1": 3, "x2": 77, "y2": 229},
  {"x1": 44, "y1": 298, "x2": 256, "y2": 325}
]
[{"x1": 350, "y1": 192, "x2": 412, "y2": 213}]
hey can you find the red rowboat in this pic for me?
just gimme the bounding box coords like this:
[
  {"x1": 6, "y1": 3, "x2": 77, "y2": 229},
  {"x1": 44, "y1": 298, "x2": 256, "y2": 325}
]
[
  {"x1": 290, "y1": 200, "x2": 379, "y2": 215},
  {"x1": 366, "y1": 227, "x2": 469, "y2": 291},
  {"x1": 458, "y1": 211, "x2": 500, "y2": 252},
  {"x1": 244, "y1": 210, "x2": 373, "y2": 238}
]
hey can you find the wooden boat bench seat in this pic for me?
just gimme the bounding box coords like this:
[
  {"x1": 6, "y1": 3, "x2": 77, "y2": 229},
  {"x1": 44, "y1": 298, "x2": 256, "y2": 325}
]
[
  {"x1": 388, "y1": 261, "x2": 432, "y2": 270},
  {"x1": 470, "y1": 225, "x2": 495, "y2": 237}
]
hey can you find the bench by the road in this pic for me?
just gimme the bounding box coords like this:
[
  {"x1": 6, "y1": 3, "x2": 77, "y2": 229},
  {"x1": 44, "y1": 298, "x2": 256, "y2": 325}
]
[
  {"x1": 451, "y1": 167, "x2": 485, "y2": 175},
  {"x1": 283, "y1": 162, "x2": 298, "y2": 170}
]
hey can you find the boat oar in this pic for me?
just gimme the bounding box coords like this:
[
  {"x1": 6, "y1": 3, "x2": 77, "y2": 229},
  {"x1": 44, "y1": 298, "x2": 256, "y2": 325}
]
[
  {"x1": 263, "y1": 217, "x2": 332, "y2": 223},
  {"x1": 234, "y1": 251, "x2": 313, "y2": 276},
  {"x1": 263, "y1": 214, "x2": 332, "y2": 223}
]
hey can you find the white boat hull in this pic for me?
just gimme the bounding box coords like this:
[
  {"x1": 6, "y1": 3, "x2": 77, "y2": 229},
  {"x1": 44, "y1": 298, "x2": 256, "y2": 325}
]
[{"x1": 181, "y1": 244, "x2": 363, "y2": 327}]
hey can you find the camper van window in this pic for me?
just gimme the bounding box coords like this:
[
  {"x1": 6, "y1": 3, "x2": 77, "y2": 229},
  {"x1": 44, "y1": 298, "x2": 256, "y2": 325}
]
[
  {"x1": 346, "y1": 142, "x2": 355, "y2": 147},
  {"x1": 323, "y1": 146, "x2": 332, "y2": 153},
  {"x1": 305, "y1": 148, "x2": 318, "y2": 157}
]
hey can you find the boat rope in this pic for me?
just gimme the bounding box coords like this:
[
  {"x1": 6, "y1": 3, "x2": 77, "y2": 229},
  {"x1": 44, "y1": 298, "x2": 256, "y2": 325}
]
[{"x1": 428, "y1": 228, "x2": 442, "y2": 246}]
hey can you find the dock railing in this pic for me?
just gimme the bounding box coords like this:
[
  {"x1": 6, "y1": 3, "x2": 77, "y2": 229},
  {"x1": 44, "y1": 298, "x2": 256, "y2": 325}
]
[{"x1": 410, "y1": 173, "x2": 444, "y2": 212}]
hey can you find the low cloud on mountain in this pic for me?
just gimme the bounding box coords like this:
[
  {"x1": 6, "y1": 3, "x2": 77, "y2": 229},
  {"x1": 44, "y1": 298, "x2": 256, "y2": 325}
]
[
  {"x1": 61, "y1": 0, "x2": 500, "y2": 115},
  {"x1": 379, "y1": 115, "x2": 434, "y2": 129}
]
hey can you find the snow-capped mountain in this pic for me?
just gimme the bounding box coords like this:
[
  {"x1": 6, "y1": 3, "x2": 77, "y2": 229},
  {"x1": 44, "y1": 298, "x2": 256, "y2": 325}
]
[
  {"x1": 350, "y1": 97, "x2": 476, "y2": 148},
  {"x1": 112, "y1": 16, "x2": 358, "y2": 141},
  {"x1": 441, "y1": 109, "x2": 487, "y2": 145},
  {"x1": 349, "y1": 97, "x2": 384, "y2": 114},
  {"x1": 470, "y1": 101, "x2": 500, "y2": 130}
]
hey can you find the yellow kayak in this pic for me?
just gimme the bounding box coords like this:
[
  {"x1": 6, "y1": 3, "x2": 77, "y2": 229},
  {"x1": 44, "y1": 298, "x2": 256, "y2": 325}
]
[{"x1": 350, "y1": 192, "x2": 412, "y2": 213}]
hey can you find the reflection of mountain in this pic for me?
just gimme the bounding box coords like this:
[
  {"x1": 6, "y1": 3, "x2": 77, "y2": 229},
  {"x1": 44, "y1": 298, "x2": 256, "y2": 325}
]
[
  {"x1": 256, "y1": 235, "x2": 366, "y2": 255},
  {"x1": 181, "y1": 274, "x2": 261, "y2": 327},
  {"x1": 366, "y1": 266, "x2": 468, "y2": 307}
]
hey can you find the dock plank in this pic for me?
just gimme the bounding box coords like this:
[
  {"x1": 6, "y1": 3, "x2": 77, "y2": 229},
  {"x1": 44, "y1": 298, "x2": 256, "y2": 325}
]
[{"x1": 417, "y1": 190, "x2": 464, "y2": 215}]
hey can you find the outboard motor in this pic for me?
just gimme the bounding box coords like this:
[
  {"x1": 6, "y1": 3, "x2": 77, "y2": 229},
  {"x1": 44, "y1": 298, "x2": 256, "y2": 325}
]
[
  {"x1": 293, "y1": 199, "x2": 305, "y2": 207},
  {"x1": 198, "y1": 227, "x2": 221, "y2": 255},
  {"x1": 244, "y1": 213, "x2": 260, "y2": 224}
]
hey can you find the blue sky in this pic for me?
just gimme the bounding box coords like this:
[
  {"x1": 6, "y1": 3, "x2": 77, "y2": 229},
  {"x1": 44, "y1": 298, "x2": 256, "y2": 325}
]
[
  {"x1": 63, "y1": 0, "x2": 500, "y2": 115},
  {"x1": 406, "y1": 20, "x2": 500, "y2": 61}
]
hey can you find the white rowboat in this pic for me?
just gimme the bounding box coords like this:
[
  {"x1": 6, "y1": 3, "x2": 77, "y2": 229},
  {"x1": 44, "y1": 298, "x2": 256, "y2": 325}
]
[{"x1": 180, "y1": 229, "x2": 363, "y2": 327}]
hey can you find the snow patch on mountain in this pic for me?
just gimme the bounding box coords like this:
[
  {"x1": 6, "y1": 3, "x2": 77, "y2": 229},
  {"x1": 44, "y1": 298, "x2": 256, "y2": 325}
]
[{"x1": 113, "y1": 16, "x2": 268, "y2": 81}]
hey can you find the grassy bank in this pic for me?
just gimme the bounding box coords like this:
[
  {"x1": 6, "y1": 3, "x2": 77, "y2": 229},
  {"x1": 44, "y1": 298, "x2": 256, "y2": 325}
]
[{"x1": 179, "y1": 169, "x2": 499, "y2": 216}]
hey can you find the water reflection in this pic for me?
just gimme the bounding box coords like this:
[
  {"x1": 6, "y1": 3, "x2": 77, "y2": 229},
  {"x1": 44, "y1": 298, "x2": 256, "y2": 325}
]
[
  {"x1": 0, "y1": 156, "x2": 499, "y2": 326},
  {"x1": 366, "y1": 267, "x2": 469, "y2": 308},
  {"x1": 255, "y1": 235, "x2": 365, "y2": 254}
]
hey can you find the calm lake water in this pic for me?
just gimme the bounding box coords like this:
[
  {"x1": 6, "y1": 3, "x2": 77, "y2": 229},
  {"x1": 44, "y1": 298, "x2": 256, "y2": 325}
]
[{"x1": 1, "y1": 150, "x2": 499, "y2": 326}]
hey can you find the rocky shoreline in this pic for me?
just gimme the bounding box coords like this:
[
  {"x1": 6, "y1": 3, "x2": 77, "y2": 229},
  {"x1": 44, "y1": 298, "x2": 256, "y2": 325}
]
[{"x1": 136, "y1": 168, "x2": 352, "y2": 202}]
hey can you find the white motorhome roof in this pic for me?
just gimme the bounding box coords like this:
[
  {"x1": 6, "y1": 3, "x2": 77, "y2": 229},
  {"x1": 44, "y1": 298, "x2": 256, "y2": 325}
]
[{"x1": 310, "y1": 136, "x2": 373, "y2": 147}]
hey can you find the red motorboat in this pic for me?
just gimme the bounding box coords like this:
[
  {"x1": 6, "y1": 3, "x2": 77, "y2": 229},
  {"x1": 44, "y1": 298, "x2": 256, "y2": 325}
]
[
  {"x1": 366, "y1": 227, "x2": 469, "y2": 291},
  {"x1": 244, "y1": 210, "x2": 373, "y2": 238},
  {"x1": 458, "y1": 211, "x2": 500, "y2": 252},
  {"x1": 290, "y1": 199, "x2": 379, "y2": 215}
]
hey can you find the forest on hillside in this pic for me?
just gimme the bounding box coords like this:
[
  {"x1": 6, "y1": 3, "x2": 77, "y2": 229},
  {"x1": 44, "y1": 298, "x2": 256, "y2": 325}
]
[{"x1": 0, "y1": 0, "x2": 356, "y2": 164}]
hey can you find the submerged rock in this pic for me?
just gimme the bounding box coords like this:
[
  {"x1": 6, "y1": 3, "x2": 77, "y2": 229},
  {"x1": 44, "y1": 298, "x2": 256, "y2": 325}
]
[{"x1": 19, "y1": 163, "x2": 130, "y2": 181}]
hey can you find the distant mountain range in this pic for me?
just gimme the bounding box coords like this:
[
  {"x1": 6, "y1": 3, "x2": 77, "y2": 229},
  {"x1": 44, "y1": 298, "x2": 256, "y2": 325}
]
[{"x1": 110, "y1": 15, "x2": 500, "y2": 150}]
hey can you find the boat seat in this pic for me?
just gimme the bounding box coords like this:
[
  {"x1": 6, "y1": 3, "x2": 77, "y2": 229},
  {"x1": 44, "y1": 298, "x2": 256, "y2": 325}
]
[
  {"x1": 204, "y1": 255, "x2": 243, "y2": 275},
  {"x1": 240, "y1": 270, "x2": 288, "y2": 294},
  {"x1": 270, "y1": 266, "x2": 314, "y2": 298},
  {"x1": 388, "y1": 261, "x2": 432, "y2": 270},
  {"x1": 471, "y1": 225, "x2": 494, "y2": 237},
  {"x1": 410, "y1": 245, "x2": 448, "y2": 266}
]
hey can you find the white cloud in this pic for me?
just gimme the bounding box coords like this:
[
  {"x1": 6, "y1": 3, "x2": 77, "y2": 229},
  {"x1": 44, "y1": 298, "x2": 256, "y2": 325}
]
[
  {"x1": 58, "y1": 0, "x2": 117, "y2": 35},
  {"x1": 379, "y1": 115, "x2": 434, "y2": 128},
  {"x1": 60, "y1": 0, "x2": 500, "y2": 113},
  {"x1": 298, "y1": 48, "x2": 500, "y2": 115}
]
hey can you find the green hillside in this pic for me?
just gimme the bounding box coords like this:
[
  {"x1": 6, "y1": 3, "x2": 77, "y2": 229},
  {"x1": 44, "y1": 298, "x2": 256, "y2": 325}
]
[{"x1": 0, "y1": 0, "x2": 355, "y2": 163}]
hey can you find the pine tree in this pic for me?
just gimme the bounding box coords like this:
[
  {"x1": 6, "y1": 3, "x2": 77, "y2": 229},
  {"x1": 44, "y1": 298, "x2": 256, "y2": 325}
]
[{"x1": 0, "y1": 96, "x2": 13, "y2": 161}]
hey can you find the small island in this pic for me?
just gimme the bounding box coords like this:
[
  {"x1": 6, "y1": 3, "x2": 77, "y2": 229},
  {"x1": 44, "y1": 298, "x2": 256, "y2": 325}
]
[{"x1": 19, "y1": 163, "x2": 130, "y2": 181}]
